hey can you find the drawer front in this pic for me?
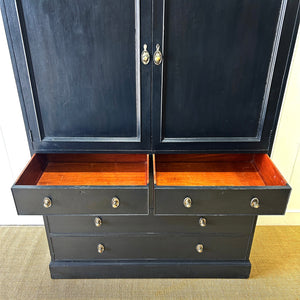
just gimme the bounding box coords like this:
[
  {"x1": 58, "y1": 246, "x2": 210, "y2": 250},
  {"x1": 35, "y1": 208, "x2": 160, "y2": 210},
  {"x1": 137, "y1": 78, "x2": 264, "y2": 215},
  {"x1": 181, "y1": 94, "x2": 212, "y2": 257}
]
[
  {"x1": 47, "y1": 215, "x2": 255, "y2": 234},
  {"x1": 12, "y1": 187, "x2": 149, "y2": 215},
  {"x1": 51, "y1": 234, "x2": 250, "y2": 261},
  {"x1": 154, "y1": 187, "x2": 290, "y2": 215}
]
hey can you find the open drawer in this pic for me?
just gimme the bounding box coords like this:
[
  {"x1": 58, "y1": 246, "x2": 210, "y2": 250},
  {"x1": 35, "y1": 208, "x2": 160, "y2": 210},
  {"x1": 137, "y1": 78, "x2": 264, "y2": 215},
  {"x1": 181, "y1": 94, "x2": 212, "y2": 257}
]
[
  {"x1": 153, "y1": 154, "x2": 290, "y2": 215},
  {"x1": 12, "y1": 154, "x2": 149, "y2": 215}
]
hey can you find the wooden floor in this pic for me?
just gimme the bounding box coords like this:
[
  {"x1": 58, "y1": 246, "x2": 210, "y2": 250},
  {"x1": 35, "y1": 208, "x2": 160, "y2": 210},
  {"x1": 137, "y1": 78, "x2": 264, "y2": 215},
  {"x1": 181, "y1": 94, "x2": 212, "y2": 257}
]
[{"x1": 0, "y1": 226, "x2": 299, "y2": 299}]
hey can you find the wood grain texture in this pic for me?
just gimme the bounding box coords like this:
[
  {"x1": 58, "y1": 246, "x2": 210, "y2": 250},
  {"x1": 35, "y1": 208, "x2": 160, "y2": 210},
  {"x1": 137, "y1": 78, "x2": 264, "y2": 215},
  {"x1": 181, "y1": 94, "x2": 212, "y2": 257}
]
[
  {"x1": 155, "y1": 162, "x2": 266, "y2": 186},
  {"x1": 153, "y1": 154, "x2": 157, "y2": 184},
  {"x1": 155, "y1": 154, "x2": 255, "y2": 163},
  {"x1": 37, "y1": 162, "x2": 147, "y2": 186},
  {"x1": 146, "y1": 155, "x2": 149, "y2": 184},
  {"x1": 253, "y1": 154, "x2": 287, "y2": 186},
  {"x1": 15, "y1": 154, "x2": 46, "y2": 185},
  {"x1": 45, "y1": 154, "x2": 148, "y2": 163},
  {"x1": 16, "y1": 154, "x2": 148, "y2": 186},
  {"x1": 154, "y1": 154, "x2": 287, "y2": 186}
]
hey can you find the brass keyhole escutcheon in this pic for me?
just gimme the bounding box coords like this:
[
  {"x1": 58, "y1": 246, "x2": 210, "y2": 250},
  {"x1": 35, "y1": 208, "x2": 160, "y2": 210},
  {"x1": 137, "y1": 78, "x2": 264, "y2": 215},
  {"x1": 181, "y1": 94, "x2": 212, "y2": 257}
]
[
  {"x1": 196, "y1": 244, "x2": 204, "y2": 253},
  {"x1": 183, "y1": 197, "x2": 192, "y2": 208},
  {"x1": 43, "y1": 197, "x2": 52, "y2": 208},
  {"x1": 199, "y1": 217, "x2": 207, "y2": 227},
  {"x1": 94, "y1": 217, "x2": 102, "y2": 227},
  {"x1": 97, "y1": 244, "x2": 105, "y2": 254},
  {"x1": 154, "y1": 44, "x2": 162, "y2": 65},
  {"x1": 112, "y1": 197, "x2": 120, "y2": 208},
  {"x1": 250, "y1": 197, "x2": 260, "y2": 209},
  {"x1": 141, "y1": 44, "x2": 150, "y2": 65}
]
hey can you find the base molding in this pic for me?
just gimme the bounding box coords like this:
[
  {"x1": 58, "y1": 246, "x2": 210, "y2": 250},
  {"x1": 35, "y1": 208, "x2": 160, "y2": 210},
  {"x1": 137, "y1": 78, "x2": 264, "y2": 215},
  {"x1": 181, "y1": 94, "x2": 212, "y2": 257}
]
[{"x1": 50, "y1": 260, "x2": 251, "y2": 279}]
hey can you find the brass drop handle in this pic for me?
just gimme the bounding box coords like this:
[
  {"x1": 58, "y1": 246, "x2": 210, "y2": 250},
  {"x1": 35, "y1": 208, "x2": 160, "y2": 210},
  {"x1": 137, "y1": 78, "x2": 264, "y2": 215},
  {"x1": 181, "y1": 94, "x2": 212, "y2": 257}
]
[
  {"x1": 183, "y1": 197, "x2": 192, "y2": 208},
  {"x1": 199, "y1": 217, "x2": 207, "y2": 227},
  {"x1": 141, "y1": 44, "x2": 150, "y2": 65},
  {"x1": 43, "y1": 197, "x2": 52, "y2": 208},
  {"x1": 196, "y1": 244, "x2": 204, "y2": 253},
  {"x1": 250, "y1": 197, "x2": 260, "y2": 209},
  {"x1": 94, "y1": 217, "x2": 102, "y2": 227},
  {"x1": 153, "y1": 44, "x2": 162, "y2": 65},
  {"x1": 97, "y1": 244, "x2": 105, "y2": 254},
  {"x1": 112, "y1": 197, "x2": 120, "y2": 208}
]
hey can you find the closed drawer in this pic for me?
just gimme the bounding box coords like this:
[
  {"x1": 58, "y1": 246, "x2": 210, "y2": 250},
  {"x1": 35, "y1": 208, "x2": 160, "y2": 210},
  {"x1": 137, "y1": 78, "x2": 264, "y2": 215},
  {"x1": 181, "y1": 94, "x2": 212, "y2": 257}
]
[
  {"x1": 47, "y1": 215, "x2": 256, "y2": 234},
  {"x1": 12, "y1": 154, "x2": 149, "y2": 215},
  {"x1": 154, "y1": 154, "x2": 291, "y2": 215},
  {"x1": 51, "y1": 234, "x2": 251, "y2": 261}
]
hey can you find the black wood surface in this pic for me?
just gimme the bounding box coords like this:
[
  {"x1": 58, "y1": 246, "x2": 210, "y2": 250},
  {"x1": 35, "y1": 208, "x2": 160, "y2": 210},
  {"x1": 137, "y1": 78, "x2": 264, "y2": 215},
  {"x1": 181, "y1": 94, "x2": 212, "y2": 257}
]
[
  {"x1": 154, "y1": 186, "x2": 291, "y2": 215},
  {"x1": 245, "y1": 215, "x2": 258, "y2": 258},
  {"x1": 46, "y1": 215, "x2": 256, "y2": 234},
  {"x1": 1, "y1": 0, "x2": 299, "y2": 153},
  {"x1": 12, "y1": 186, "x2": 149, "y2": 215},
  {"x1": 152, "y1": 0, "x2": 300, "y2": 153},
  {"x1": 1, "y1": 0, "x2": 151, "y2": 153},
  {"x1": 50, "y1": 234, "x2": 250, "y2": 261},
  {"x1": 1, "y1": 0, "x2": 299, "y2": 280},
  {"x1": 50, "y1": 260, "x2": 251, "y2": 279},
  {"x1": 43, "y1": 216, "x2": 55, "y2": 260}
]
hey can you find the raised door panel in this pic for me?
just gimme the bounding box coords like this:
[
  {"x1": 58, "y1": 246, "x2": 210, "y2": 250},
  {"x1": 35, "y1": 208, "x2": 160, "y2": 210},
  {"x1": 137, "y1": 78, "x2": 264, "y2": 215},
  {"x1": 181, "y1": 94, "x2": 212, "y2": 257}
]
[
  {"x1": 152, "y1": 0, "x2": 300, "y2": 152},
  {"x1": 1, "y1": 0, "x2": 151, "y2": 152}
]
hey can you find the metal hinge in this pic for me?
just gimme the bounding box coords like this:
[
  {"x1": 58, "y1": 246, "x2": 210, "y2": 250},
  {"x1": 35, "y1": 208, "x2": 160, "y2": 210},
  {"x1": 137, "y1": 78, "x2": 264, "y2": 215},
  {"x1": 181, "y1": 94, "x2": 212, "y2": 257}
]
[{"x1": 29, "y1": 130, "x2": 33, "y2": 142}]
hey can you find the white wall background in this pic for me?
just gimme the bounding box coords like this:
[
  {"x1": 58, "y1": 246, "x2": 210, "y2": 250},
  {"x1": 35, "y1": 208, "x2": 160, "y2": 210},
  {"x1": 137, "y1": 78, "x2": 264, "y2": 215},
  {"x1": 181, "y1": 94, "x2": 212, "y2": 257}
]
[
  {"x1": 0, "y1": 10, "x2": 299, "y2": 225},
  {"x1": 0, "y1": 11, "x2": 42, "y2": 224}
]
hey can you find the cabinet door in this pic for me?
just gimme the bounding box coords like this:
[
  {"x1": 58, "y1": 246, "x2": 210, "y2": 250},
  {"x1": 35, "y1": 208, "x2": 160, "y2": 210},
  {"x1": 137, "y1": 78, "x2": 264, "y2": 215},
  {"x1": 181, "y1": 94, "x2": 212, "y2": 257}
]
[
  {"x1": 152, "y1": 0, "x2": 299, "y2": 152},
  {"x1": 2, "y1": 0, "x2": 151, "y2": 152}
]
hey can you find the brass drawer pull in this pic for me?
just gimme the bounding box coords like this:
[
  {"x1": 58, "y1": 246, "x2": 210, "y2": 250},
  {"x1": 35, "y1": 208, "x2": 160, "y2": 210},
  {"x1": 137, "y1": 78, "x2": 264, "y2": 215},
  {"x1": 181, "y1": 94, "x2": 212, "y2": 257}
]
[
  {"x1": 97, "y1": 244, "x2": 105, "y2": 254},
  {"x1": 141, "y1": 44, "x2": 150, "y2": 65},
  {"x1": 43, "y1": 197, "x2": 52, "y2": 208},
  {"x1": 153, "y1": 44, "x2": 162, "y2": 65},
  {"x1": 94, "y1": 217, "x2": 102, "y2": 227},
  {"x1": 196, "y1": 244, "x2": 204, "y2": 253},
  {"x1": 183, "y1": 197, "x2": 192, "y2": 208},
  {"x1": 250, "y1": 197, "x2": 260, "y2": 209},
  {"x1": 199, "y1": 217, "x2": 207, "y2": 227},
  {"x1": 112, "y1": 197, "x2": 120, "y2": 208}
]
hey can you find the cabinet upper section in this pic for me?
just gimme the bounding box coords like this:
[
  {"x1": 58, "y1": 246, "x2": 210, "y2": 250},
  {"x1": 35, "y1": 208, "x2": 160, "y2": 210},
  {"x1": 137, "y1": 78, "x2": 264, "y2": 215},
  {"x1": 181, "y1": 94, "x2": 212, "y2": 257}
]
[{"x1": 1, "y1": 0, "x2": 299, "y2": 153}]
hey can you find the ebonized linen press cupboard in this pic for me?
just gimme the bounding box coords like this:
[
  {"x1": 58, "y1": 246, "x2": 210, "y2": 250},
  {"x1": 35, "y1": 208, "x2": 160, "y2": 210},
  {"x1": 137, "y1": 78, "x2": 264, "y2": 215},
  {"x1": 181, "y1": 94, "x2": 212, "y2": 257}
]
[{"x1": 1, "y1": 0, "x2": 299, "y2": 279}]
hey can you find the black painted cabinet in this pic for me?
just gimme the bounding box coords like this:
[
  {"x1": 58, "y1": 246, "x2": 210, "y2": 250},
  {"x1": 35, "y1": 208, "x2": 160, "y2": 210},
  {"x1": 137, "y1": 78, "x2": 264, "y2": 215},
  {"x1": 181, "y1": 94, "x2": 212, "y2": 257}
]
[
  {"x1": 2, "y1": 0, "x2": 299, "y2": 153},
  {"x1": 1, "y1": 0, "x2": 299, "y2": 279}
]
